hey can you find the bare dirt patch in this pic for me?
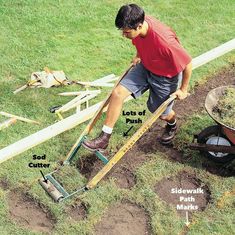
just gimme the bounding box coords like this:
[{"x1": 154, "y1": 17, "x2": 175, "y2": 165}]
[
  {"x1": 136, "y1": 124, "x2": 183, "y2": 162},
  {"x1": 77, "y1": 146, "x2": 146, "y2": 189},
  {"x1": 104, "y1": 147, "x2": 147, "y2": 189},
  {"x1": 66, "y1": 200, "x2": 88, "y2": 221},
  {"x1": 8, "y1": 191, "x2": 55, "y2": 233},
  {"x1": 107, "y1": 166, "x2": 136, "y2": 189},
  {"x1": 114, "y1": 146, "x2": 148, "y2": 171},
  {"x1": 201, "y1": 161, "x2": 235, "y2": 177},
  {"x1": 0, "y1": 178, "x2": 10, "y2": 190},
  {"x1": 77, "y1": 154, "x2": 99, "y2": 179},
  {"x1": 154, "y1": 171, "x2": 211, "y2": 218},
  {"x1": 94, "y1": 201, "x2": 151, "y2": 235}
]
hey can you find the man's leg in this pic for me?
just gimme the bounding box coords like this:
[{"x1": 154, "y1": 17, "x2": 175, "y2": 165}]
[
  {"x1": 104, "y1": 85, "x2": 132, "y2": 128},
  {"x1": 160, "y1": 110, "x2": 175, "y2": 123},
  {"x1": 147, "y1": 72, "x2": 181, "y2": 145},
  {"x1": 82, "y1": 84, "x2": 131, "y2": 152},
  {"x1": 160, "y1": 110, "x2": 177, "y2": 145}
]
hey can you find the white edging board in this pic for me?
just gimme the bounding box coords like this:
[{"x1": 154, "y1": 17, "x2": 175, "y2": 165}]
[{"x1": 192, "y1": 38, "x2": 235, "y2": 69}]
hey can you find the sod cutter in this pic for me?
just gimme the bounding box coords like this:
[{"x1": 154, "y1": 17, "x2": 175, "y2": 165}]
[{"x1": 39, "y1": 64, "x2": 176, "y2": 202}]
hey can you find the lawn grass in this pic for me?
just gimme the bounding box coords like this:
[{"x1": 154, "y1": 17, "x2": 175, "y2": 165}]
[{"x1": 0, "y1": 0, "x2": 234, "y2": 234}]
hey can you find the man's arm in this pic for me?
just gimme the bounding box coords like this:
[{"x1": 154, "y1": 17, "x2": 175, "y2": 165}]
[
  {"x1": 132, "y1": 51, "x2": 141, "y2": 65},
  {"x1": 172, "y1": 61, "x2": 192, "y2": 100}
]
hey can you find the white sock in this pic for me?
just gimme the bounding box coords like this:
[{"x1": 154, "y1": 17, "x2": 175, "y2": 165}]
[
  {"x1": 167, "y1": 119, "x2": 176, "y2": 126},
  {"x1": 102, "y1": 125, "x2": 113, "y2": 134}
]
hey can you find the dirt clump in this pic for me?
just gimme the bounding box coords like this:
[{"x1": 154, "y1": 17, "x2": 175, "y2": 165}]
[
  {"x1": 119, "y1": 146, "x2": 151, "y2": 170},
  {"x1": 66, "y1": 200, "x2": 88, "y2": 221},
  {"x1": 8, "y1": 191, "x2": 55, "y2": 233},
  {"x1": 154, "y1": 171, "x2": 211, "y2": 218},
  {"x1": 77, "y1": 154, "x2": 100, "y2": 179},
  {"x1": 108, "y1": 166, "x2": 136, "y2": 189},
  {"x1": 94, "y1": 201, "x2": 151, "y2": 235}
]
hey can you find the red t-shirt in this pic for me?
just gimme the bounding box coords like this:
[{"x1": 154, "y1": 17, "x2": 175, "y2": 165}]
[{"x1": 132, "y1": 16, "x2": 192, "y2": 78}]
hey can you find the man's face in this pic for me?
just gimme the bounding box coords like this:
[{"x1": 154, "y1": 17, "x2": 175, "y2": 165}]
[{"x1": 121, "y1": 24, "x2": 142, "y2": 39}]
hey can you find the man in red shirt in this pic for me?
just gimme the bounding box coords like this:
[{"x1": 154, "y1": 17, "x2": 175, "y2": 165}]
[{"x1": 83, "y1": 4, "x2": 192, "y2": 151}]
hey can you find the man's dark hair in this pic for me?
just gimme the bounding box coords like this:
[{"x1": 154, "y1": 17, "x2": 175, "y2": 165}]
[{"x1": 115, "y1": 4, "x2": 145, "y2": 30}]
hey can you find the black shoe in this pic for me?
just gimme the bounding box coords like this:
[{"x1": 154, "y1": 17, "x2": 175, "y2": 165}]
[
  {"x1": 160, "y1": 123, "x2": 177, "y2": 145},
  {"x1": 82, "y1": 131, "x2": 111, "y2": 152}
]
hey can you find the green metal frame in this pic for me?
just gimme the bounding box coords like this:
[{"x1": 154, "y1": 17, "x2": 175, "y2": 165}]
[
  {"x1": 63, "y1": 136, "x2": 86, "y2": 165},
  {"x1": 42, "y1": 136, "x2": 109, "y2": 202}
]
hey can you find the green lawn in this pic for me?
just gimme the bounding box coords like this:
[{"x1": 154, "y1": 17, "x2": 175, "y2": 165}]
[{"x1": 0, "y1": 0, "x2": 234, "y2": 234}]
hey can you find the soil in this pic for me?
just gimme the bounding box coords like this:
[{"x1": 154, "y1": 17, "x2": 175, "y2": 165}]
[
  {"x1": 136, "y1": 124, "x2": 183, "y2": 162},
  {"x1": 66, "y1": 200, "x2": 88, "y2": 221},
  {"x1": 201, "y1": 161, "x2": 235, "y2": 177},
  {"x1": 94, "y1": 201, "x2": 151, "y2": 235},
  {"x1": 107, "y1": 165, "x2": 136, "y2": 189},
  {"x1": 8, "y1": 191, "x2": 55, "y2": 233},
  {"x1": 77, "y1": 146, "x2": 146, "y2": 189},
  {"x1": 77, "y1": 154, "x2": 100, "y2": 179},
  {"x1": 154, "y1": 171, "x2": 211, "y2": 218},
  {"x1": 0, "y1": 178, "x2": 10, "y2": 190}
]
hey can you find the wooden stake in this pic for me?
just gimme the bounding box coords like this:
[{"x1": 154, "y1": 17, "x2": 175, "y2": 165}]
[
  {"x1": 13, "y1": 79, "x2": 39, "y2": 94},
  {"x1": 56, "y1": 93, "x2": 98, "y2": 113},
  {"x1": 0, "y1": 118, "x2": 17, "y2": 131},
  {"x1": 76, "y1": 81, "x2": 115, "y2": 87},
  {"x1": 93, "y1": 74, "x2": 115, "y2": 83},
  {"x1": 0, "y1": 112, "x2": 40, "y2": 124},
  {"x1": 58, "y1": 90, "x2": 100, "y2": 96}
]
